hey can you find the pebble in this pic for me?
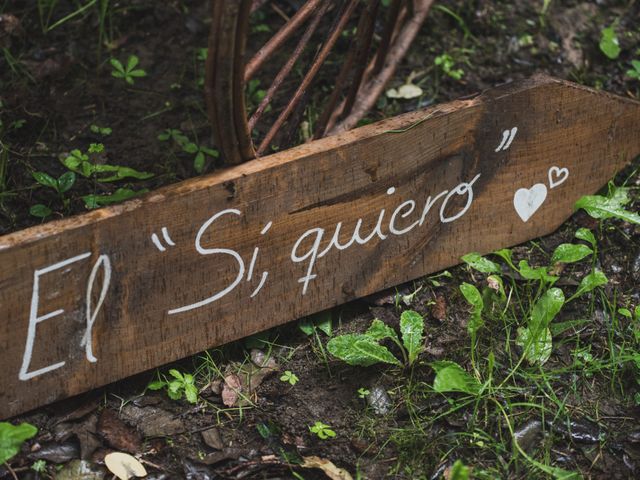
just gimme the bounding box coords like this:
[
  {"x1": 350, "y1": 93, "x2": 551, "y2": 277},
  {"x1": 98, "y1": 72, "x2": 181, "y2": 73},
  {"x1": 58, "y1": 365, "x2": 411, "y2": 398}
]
[
  {"x1": 513, "y1": 420, "x2": 543, "y2": 452},
  {"x1": 366, "y1": 385, "x2": 392, "y2": 415}
]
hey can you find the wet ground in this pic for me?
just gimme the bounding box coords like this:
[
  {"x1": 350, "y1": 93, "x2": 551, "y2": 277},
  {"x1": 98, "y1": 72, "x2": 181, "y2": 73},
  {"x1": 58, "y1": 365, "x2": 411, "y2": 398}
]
[{"x1": 1, "y1": 0, "x2": 640, "y2": 479}]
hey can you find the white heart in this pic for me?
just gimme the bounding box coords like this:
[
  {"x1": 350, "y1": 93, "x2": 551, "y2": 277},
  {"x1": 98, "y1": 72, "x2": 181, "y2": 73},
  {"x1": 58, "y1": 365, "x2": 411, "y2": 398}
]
[
  {"x1": 513, "y1": 183, "x2": 548, "y2": 222},
  {"x1": 548, "y1": 166, "x2": 569, "y2": 189}
]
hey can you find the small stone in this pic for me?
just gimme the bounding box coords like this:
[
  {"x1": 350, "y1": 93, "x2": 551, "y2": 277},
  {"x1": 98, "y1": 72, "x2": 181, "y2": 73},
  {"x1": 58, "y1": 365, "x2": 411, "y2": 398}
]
[
  {"x1": 201, "y1": 427, "x2": 224, "y2": 450},
  {"x1": 513, "y1": 420, "x2": 542, "y2": 452},
  {"x1": 28, "y1": 441, "x2": 79, "y2": 463},
  {"x1": 55, "y1": 460, "x2": 106, "y2": 480},
  {"x1": 366, "y1": 385, "x2": 392, "y2": 415}
]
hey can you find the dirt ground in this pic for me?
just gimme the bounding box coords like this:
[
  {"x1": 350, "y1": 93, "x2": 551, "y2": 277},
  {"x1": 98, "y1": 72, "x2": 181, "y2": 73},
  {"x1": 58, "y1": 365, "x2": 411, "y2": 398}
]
[{"x1": 1, "y1": 0, "x2": 640, "y2": 479}]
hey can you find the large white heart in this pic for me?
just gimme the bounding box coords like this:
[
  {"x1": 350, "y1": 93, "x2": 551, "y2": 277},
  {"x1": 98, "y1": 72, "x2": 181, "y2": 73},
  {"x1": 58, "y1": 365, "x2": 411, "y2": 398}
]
[{"x1": 513, "y1": 183, "x2": 548, "y2": 222}]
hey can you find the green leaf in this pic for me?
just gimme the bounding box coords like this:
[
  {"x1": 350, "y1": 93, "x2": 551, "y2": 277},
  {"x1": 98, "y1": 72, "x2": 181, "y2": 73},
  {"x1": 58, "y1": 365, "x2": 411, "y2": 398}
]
[
  {"x1": 516, "y1": 326, "x2": 552, "y2": 365},
  {"x1": 448, "y1": 460, "x2": 471, "y2": 480},
  {"x1": 572, "y1": 269, "x2": 608, "y2": 299},
  {"x1": 327, "y1": 335, "x2": 399, "y2": 366},
  {"x1": 82, "y1": 188, "x2": 148, "y2": 209},
  {"x1": 599, "y1": 26, "x2": 621, "y2": 60},
  {"x1": 147, "y1": 380, "x2": 166, "y2": 390},
  {"x1": 298, "y1": 318, "x2": 315, "y2": 336},
  {"x1": 551, "y1": 243, "x2": 593, "y2": 264},
  {"x1": 29, "y1": 204, "x2": 52, "y2": 218},
  {"x1": 431, "y1": 361, "x2": 481, "y2": 395},
  {"x1": 169, "y1": 369, "x2": 184, "y2": 380},
  {"x1": 32, "y1": 171, "x2": 57, "y2": 189},
  {"x1": 529, "y1": 287, "x2": 565, "y2": 333},
  {"x1": 493, "y1": 248, "x2": 514, "y2": 266},
  {"x1": 200, "y1": 146, "x2": 219, "y2": 157},
  {"x1": 328, "y1": 335, "x2": 377, "y2": 366},
  {"x1": 0, "y1": 422, "x2": 38, "y2": 465},
  {"x1": 575, "y1": 194, "x2": 640, "y2": 224},
  {"x1": 352, "y1": 340, "x2": 402, "y2": 366},
  {"x1": 460, "y1": 283, "x2": 483, "y2": 335},
  {"x1": 193, "y1": 151, "x2": 205, "y2": 173},
  {"x1": 461, "y1": 252, "x2": 500, "y2": 273},
  {"x1": 57, "y1": 171, "x2": 76, "y2": 193},
  {"x1": 183, "y1": 142, "x2": 199, "y2": 154},
  {"x1": 400, "y1": 310, "x2": 424, "y2": 365},
  {"x1": 184, "y1": 384, "x2": 198, "y2": 404},
  {"x1": 518, "y1": 260, "x2": 558, "y2": 284},
  {"x1": 549, "y1": 319, "x2": 590, "y2": 336},
  {"x1": 129, "y1": 69, "x2": 147, "y2": 78},
  {"x1": 126, "y1": 55, "x2": 139, "y2": 71},
  {"x1": 366, "y1": 319, "x2": 398, "y2": 342},
  {"x1": 110, "y1": 58, "x2": 125, "y2": 74},
  {"x1": 313, "y1": 311, "x2": 332, "y2": 336},
  {"x1": 575, "y1": 228, "x2": 596, "y2": 248}
]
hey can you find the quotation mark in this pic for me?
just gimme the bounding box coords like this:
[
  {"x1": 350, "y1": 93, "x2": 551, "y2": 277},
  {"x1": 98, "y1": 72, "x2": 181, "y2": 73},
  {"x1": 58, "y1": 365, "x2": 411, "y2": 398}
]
[
  {"x1": 151, "y1": 227, "x2": 175, "y2": 252},
  {"x1": 495, "y1": 126, "x2": 518, "y2": 152}
]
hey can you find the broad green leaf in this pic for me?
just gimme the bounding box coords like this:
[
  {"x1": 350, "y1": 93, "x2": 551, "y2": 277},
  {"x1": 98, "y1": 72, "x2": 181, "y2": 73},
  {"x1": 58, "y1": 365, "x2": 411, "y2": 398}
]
[
  {"x1": 29, "y1": 204, "x2": 52, "y2": 218},
  {"x1": 431, "y1": 361, "x2": 481, "y2": 395},
  {"x1": 575, "y1": 194, "x2": 640, "y2": 224},
  {"x1": 129, "y1": 69, "x2": 147, "y2": 78},
  {"x1": 32, "y1": 171, "x2": 57, "y2": 189},
  {"x1": 82, "y1": 188, "x2": 148, "y2": 209},
  {"x1": 366, "y1": 319, "x2": 398, "y2": 342},
  {"x1": 0, "y1": 422, "x2": 38, "y2": 465},
  {"x1": 353, "y1": 340, "x2": 402, "y2": 366},
  {"x1": 516, "y1": 326, "x2": 552, "y2": 365},
  {"x1": 62, "y1": 150, "x2": 88, "y2": 170},
  {"x1": 518, "y1": 260, "x2": 558, "y2": 284},
  {"x1": 328, "y1": 335, "x2": 383, "y2": 367},
  {"x1": 599, "y1": 26, "x2": 620, "y2": 59},
  {"x1": 169, "y1": 369, "x2": 184, "y2": 380},
  {"x1": 573, "y1": 269, "x2": 608, "y2": 299},
  {"x1": 551, "y1": 243, "x2": 593, "y2": 264},
  {"x1": 200, "y1": 146, "x2": 219, "y2": 157},
  {"x1": 529, "y1": 287, "x2": 565, "y2": 333},
  {"x1": 575, "y1": 228, "x2": 596, "y2": 248},
  {"x1": 400, "y1": 310, "x2": 424, "y2": 365},
  {"x1": 57, "y1": 171, "x2": 76, "y2": 193},
  {"x1": 460, "y1": 283, "x2": 483, "y2": 335},
  {"x1": 461, "y1": 252, "x2": 500, "y2": 273}
]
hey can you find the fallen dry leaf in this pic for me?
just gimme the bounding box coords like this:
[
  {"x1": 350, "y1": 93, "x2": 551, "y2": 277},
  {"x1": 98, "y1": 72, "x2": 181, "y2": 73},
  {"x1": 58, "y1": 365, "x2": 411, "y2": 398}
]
[
  {"x1": 104, "y1": 452, "x2": 147, "y2": 480},
  {"x1": 98, "y1": 409, "x2": 142, "y2": 453},
  {"x1": 301, "y1": 456, "x2": 353, "y2": 480}
]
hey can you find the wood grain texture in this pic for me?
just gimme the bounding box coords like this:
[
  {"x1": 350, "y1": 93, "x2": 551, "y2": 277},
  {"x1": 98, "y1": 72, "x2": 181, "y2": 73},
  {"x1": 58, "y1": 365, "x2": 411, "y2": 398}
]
[{"x1": 1, "y1": 75, "x2": 639, "y2": 418}]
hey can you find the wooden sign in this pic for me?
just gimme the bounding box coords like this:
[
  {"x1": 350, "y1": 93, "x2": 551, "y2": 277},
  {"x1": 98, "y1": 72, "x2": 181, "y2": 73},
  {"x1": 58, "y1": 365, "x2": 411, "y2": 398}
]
[{"x1": 1, "y1": 75, "x2": 639, "y2": 419}]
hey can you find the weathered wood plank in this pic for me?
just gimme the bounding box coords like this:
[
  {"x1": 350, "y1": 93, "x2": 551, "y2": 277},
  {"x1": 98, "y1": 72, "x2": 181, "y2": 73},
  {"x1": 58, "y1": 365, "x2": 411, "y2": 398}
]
[{"x1": 1, "y1": 75, "x2": 639, "y2": 418}]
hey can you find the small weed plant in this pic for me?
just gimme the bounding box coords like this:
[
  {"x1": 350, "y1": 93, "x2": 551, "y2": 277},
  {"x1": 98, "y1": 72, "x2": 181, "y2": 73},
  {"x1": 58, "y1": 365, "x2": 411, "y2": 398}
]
[
  {"x1": 0, "y1": 422, "x2": 37, "y2": 466},
  {"x1": 148, "y1": 369, "x2": 199, "y2": 404},
  {"x1": 309, "y1": 421, "x2": 336, "y2": 440},
  {"x1": 110, "y1": 55, "x2": 147, "y2": 85}
]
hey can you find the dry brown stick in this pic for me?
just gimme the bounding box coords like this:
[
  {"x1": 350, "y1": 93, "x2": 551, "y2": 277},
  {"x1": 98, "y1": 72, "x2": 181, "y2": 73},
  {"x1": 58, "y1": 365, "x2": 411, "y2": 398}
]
[
  {"x1": 244, "y1": 0, "x2": 324, "y2": 82},
  {"x1": 312, "y1": 12, "x2": 363, "y2": 138},
  {"x1": 248, "y1": 2, "x2": 329, "y2": 132},
  {"x1": 257, "y1": 0, "x2": 360, "y2": 155},
  {"x1": 323, "y1": 3, "x2": 410, "y2": 134},
  {"x1": 232, "y1": 0, "x2": 257, "y2": 161},
  {"x1": 328, "y1": 0, "x2": 434, "y2": 135},
  {"x1": 341, "y1": 0, "x2": 380, "y2": 118}
]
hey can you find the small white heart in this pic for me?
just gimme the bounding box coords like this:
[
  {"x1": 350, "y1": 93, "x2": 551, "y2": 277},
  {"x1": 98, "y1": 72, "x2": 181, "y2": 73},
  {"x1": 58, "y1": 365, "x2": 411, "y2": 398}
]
[
  {"x1": 548, "y1": 166, "x2": 569, "y2": 189},
  {"x1": 513, "y1": 183, "x2": 548, "y2": 222}
]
